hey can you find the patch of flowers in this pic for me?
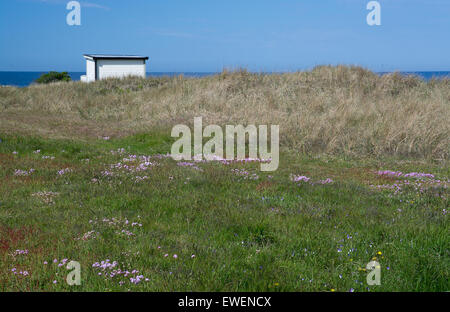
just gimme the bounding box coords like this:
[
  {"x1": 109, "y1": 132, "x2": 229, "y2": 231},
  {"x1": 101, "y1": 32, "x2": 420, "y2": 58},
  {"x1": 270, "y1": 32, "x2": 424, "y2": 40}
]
[
  {"x1": 40, "y1": 258, "x2": 75, "y2": 285},
  {"x1": 290, "y1": 175, "x2": 310, "y2": 183},
  {"x1": 177, "y1": 161, "x2": 202, "y2": 171},
  {"x1": 290, "y1": 174, "x2": 334, "y2": 185},
  {"x1": 135, "y1": 176, "x2": 149, "y2": 183},
  {"x1": 157, "y1": 246, "x2": 196, "y2": 262},
  {"x1": 75, "y1": 230, "x2": 100, "y2": 241},
  {"x1": 92, "y1": 259, "x2": 149, "y2": 285},
  {"x1": 110, "y1": 148, "x2": 126, "y2": 155},
  {"x1": 335, "y1": 233, "x2": 359, "y2": 258},
  {"x1": 57, "y1": 168, "x2": 73, "y2": 176},
  {"x1": 14, "y1": 168, "x2": 35, "y2": 176},
  {"x1": 94, "y1": 155, "x2": 160, "y2": 184},
  {"x1": 371, "y1": 170, "x2": 449, "y2": 197},
  {"x1": 231, "y1": 168, "x2": 259, "y2": 180},
  {"x1": 10, "y1": 254, "x2": 76, "y2": 284},
  {"x1": 376, "y1": 170, "x2": 435, "y2": 179},
  {"x1": 191, "y1": 154, "x2": 272, "y2": 166},
  {"x1": 11, "y1": 268, "x2": 30, "y2": 277},
  {"x1": 10, "y1": 250, "x2": 31, "y2": 278},
  {"x1": 153, "y1": 153, "x2": 172, "y2": 159},
  {"x1": 32, "y1": 191, "x2": 59, "y2": 204},
  {"x1": 370, "y1": 178, "x2": 449, "y2": 196},
  {"x1": 12, "y1": 249, "x2": 29, "y2": 256},
  {"x1": 91, "y1": 217, "x2": 143, "y2": 228},
  {"x1": 101, "y1": 170, "x2": 114, "y2": 177},
  {"x1": 55, "y1": 258, "x2": 70, "y2": 267},
  {"x1": 84, "y1": 217, "x2": 143, "y2": 239},
  {"x1": 316, "y1": 178, "x2": 334, "y2": 185},
  {"x1": 109, "y1": 155, "x2": 157, "y2": 173},
  {"x1": 118, "y1": 229, "x2": 135, "y2": 237}
]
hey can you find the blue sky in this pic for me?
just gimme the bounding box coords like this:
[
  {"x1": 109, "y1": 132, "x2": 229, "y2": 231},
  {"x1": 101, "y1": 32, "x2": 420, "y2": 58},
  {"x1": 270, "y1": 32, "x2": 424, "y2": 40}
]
[{"x1": 0, "y1": 0, "x2": 449, "y2": 72}]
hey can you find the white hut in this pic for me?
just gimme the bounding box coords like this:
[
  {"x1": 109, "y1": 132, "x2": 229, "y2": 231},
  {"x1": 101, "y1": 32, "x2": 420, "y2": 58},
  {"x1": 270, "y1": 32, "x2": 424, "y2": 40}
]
[{"x1": 81, "y1": 54, "x2": 149, "y2": 82}]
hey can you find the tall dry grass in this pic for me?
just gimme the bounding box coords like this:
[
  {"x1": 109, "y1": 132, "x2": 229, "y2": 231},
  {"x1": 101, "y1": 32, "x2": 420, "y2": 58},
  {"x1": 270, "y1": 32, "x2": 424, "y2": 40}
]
[{"x1": 1, "y1": 66, "x2": 449, "y2": 159}]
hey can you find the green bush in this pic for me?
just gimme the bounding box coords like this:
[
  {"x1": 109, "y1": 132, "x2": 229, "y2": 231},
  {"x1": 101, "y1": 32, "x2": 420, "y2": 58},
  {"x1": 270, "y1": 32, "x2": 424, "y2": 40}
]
[{"x1": 35, "y1": 71, "x2": 72, "y2": 84}]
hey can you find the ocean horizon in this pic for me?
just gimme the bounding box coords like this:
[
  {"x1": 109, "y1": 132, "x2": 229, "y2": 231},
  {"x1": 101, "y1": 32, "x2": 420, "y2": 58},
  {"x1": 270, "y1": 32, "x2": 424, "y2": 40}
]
[{"x1": 0, "y1": 70, "x2": 449, "y2": 87}]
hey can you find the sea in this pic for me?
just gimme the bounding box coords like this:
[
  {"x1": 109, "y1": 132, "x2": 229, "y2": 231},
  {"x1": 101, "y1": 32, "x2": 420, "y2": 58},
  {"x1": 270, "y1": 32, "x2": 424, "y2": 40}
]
[{"x1": 0, "y1": 71, "x2": 448, "y2": 87}]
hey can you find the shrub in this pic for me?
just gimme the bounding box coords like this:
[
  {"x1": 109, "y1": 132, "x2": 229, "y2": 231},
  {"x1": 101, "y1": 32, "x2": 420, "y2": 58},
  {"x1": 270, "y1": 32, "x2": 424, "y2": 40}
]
[{"x1": 35, "y1": 71, "x2": 72, "y2": 84}]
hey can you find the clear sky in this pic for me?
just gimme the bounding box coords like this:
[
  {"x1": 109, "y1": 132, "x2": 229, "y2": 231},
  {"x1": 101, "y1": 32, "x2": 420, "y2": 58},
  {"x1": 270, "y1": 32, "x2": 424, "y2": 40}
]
[{"x1": 0, "y1": 0, "x2": 449, "y2": 72}]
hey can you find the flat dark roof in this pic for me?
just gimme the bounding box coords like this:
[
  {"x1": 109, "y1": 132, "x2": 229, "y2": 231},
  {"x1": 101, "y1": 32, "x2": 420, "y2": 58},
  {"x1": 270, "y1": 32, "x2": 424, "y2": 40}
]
[{"x1": 83, "y1": 54, "x2": 149, "y2": 60}]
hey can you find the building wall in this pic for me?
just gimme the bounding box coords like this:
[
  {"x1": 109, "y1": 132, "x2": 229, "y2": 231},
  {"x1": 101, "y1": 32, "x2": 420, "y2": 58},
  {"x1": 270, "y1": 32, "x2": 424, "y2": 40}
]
[
  {"x1": 86, "y1": 59, "x2": 96, "y2": 82},
  {"x1": 96, "y1": 59, "x2": 146, "y2": 80}
]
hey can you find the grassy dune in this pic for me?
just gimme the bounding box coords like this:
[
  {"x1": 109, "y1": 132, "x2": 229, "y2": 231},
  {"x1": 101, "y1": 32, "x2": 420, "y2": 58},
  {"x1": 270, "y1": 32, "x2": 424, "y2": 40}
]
[
  {"x1": 0, "y1": 66, "x2": 448, "y2": 291},
  {"x1": 1, "y1": 66, "x2": 449, "y2": 159}
]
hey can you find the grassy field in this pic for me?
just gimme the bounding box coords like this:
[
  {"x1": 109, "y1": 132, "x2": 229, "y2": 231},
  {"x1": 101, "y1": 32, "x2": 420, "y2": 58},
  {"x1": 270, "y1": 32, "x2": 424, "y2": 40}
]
[{"x1": 0, "y1": 67, "x2": 449, "y2": 291}]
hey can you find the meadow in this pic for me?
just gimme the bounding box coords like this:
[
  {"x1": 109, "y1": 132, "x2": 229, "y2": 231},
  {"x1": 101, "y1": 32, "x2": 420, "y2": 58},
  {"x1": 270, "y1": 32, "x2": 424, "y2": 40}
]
[{"x1": 0, "y1": 66, "x2": 448, "y2": 291}]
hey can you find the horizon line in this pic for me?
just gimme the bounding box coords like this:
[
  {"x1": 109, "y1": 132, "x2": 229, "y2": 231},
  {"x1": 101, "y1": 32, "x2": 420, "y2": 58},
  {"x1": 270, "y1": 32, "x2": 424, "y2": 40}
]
[{"x1": 1, "y1": 70, "x2": 450, "y2": 73}]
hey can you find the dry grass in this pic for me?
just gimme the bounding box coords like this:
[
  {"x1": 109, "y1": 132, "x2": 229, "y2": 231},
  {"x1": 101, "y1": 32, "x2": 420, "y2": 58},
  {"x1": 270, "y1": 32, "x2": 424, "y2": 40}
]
[{"x1": 1, "y1": 65, "x2": 449, "y2": 159}]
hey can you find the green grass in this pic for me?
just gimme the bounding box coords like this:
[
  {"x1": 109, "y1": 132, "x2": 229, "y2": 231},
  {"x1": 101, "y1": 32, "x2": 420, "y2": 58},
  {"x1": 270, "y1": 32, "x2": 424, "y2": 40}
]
[{"x1": 0, "y1": 133, "x2": 448, "y2": 292}]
